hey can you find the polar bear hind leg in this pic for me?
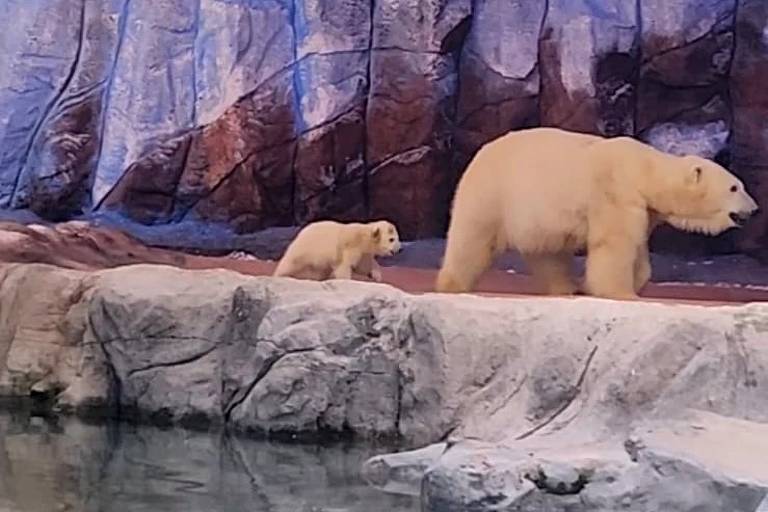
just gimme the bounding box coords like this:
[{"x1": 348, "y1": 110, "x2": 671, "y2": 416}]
[
  {"x1": 436, "y1": 219, "x2": 500, "y2": 293},
  {"x1": 633, "y1": 243, "x2": 652, "y2": 293},
  {"x1": 273, "y1": 255, "x2": 303, "y2": 278},
  {"x1": 523, "y1": 252, "x2": 578, "y2": 295}
]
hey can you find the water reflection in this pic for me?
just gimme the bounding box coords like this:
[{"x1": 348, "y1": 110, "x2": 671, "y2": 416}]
[{"x1": 0, "y1": 410, "x2": 418, "y2": 512}]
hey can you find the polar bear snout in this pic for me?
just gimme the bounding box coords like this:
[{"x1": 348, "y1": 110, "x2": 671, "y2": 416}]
[
  {"x1": 386, "y1": 243, "x2": 402, "y2": 256},
  {"x1": 381, "y1": 236, "x2": 402, "y2": 257},
  {"x1": 729, "y1": 208, "x2": 758, "y2": 227},
  {"x1": 727, "y1": 188, "x2": 759, "y2": 227}
]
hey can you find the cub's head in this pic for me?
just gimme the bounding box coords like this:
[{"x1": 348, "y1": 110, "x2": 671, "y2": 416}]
[
  {"x1": 661, "y1": 155, "x2": 759, "y2": 235},
  {"x1": 369, "y1": 220, "x2": 402, "y2": 256}
]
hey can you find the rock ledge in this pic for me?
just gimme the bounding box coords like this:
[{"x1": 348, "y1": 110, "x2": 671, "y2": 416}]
[{"x1": 2, "y1": 262, "x2": 768, "y2": 509}]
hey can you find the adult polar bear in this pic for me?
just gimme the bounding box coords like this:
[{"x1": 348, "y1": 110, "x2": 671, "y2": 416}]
[{"x1": 436, "y1": 127, "x2": 759, "y2": 300}]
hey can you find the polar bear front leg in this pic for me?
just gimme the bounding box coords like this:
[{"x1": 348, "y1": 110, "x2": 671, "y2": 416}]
[
  {"x1": 584, "y1": 207, "x2": 648, "y2": 300},
  {"x1": 523, "y1": 253, "x2": 578, "y2": 295},
  {"x1": 633, "y1": 242, "x2": 652, "y2": 293},
  {"x1": 584, "y1": 242, "x2": 638, "y2": 300}
]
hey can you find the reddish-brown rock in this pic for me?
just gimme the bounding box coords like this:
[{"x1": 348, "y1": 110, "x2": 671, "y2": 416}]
[
  {"x1": 364, "y1": 0, "x2": 471, "y2": 239},
  {"x1": 454, "y1": 0, "x2": 543, "y2": 165},
  {"x1": 637, "y1": 0, "x2": 734, "y2": 145},
  {"x1": 539, "y1": 0, "x2": 639, "y2": 136},
  {"x1": 293, "y1": 108, "x2": 367, "y2": 224},
  {"x1": 291, "y1": 0, "x2": 371, "y2": 225}
]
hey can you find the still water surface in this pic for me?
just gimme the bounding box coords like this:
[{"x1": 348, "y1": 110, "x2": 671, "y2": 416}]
[{"x1": 0, "y1": 410, "x2": 418, "y2": 512}]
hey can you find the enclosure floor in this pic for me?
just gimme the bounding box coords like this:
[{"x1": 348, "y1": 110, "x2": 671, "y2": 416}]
[
  {"x1": 182, "y1": 256, "x2": 768, "y2": 306},
  {"x1": 2, "y1": 209, "x2": 767, "y2": 306}
]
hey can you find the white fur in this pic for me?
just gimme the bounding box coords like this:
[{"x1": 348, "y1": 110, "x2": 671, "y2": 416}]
[
  {"x1": 436, "y1": 127, "x2": 759, "y2": 300},
  {"x1": 273, "y1": 220, "x2": 401, "y2": 282}
]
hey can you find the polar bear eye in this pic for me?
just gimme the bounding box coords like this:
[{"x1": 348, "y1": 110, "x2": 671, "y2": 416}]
[
  {"x1": 730, "y1": 185, "x2": 738, "y2": 193},
  {"x1": 389, "y1": 237, "x2": 395, "y2": 243}
]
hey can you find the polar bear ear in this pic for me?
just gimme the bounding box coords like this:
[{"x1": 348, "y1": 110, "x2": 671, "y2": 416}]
[
  {"x1": 372, "y1": 227, "x2": 381, "y2": 241},
  {"x1": 687, "y1": 166, "x2": 703, "y2": 186}
]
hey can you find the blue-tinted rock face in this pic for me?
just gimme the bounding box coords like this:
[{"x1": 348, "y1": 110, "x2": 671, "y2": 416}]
[{"x1": 1, "y1": 0, "x2": 768, "y2": 252}]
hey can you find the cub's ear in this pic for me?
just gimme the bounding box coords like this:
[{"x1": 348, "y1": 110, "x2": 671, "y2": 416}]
[{"x1": 372, "y1": 227, "x2": 381, "y2": 240}]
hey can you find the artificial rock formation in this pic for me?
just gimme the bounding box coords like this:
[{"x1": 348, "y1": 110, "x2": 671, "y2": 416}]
[
  {"x1": 1, "y1": 0, "x2": 768, "y2": 253},
  {"x1": 1, "y1": 262, "x2": 768, "y2": 510}
]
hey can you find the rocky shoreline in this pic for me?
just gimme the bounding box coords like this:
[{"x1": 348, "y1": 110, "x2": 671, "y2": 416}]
[{"x1": 1, "y1": 261, "x2": 767, "y2": 510}]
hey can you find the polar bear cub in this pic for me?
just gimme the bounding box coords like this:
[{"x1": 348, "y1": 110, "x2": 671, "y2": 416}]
[
  {"x1": 273, "y1": 220, "x2": 402, "y2": 282},
  {"x1": 436, "y1": 127, "x2": 759, "y2": 300}
]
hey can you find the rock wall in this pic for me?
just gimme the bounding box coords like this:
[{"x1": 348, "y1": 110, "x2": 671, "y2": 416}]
[{"x1": 1, "y1": 0, "x2": 768, "y2": 249}]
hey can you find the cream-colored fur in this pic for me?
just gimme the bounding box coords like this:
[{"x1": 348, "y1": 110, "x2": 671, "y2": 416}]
[
  {"x1": 273, "y1": 220, "x2": 402, "y2": 282},
  {"x1": 436, "y1": 127, "x2": 759, "y2": 300}
]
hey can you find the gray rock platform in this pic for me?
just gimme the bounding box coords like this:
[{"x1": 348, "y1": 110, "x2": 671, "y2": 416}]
[{"x1": 1, "y1": 262, "x2": 767, "y2": 510}]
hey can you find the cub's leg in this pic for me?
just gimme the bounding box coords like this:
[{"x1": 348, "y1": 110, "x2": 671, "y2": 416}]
[
  {"x1": 274, "y1": 259, "x2": 330, "y2": 280},
  {"x1": 523, "y1": 253, "x2": 578, "y2": 295},
  {"x1": 331, "y1": 249, "x2": 360, "y2": 280},
  {"x1": 355, "y1": 254, "x2": 383, "y2": 282}
]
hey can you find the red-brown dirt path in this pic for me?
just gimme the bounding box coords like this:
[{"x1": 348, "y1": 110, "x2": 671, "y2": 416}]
[
  {"x1": 2, "y1": 220, "x2": 767, "y2": 306},
  {"x1": 184, "y1": 255, "x2": 768, "y2": 306}
]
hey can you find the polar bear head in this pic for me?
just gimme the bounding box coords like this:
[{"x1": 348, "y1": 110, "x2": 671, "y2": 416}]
[
  {"x1": 370, "y1": 220, "x2": 402, "y2": 256},
  {"x1": 657, "y1": 155, "x2": 759, "y2": 236}
]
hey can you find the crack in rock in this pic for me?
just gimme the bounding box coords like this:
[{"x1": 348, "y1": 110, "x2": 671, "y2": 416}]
[{"x1": 515, "y1": 344, "x2": 598, "y2": 441}]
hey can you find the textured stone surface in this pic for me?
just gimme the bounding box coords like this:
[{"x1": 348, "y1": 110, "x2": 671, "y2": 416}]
[
  {"x1": 0, "y1": 262, "x2": 767, "y2": 432},
  {"x1": 1, "y1": 0, "x2": 768, "y2": 251},
  {"x1": 453, "y1": 0, "x2": 542, "y2": 165},
  {"x1": 2, "y1": 262, "x2": 768, "y2": 509},
  {"x1": 539, "y1": 0, "x2": 638, "y2": 136},
  {"x1": 365, "y1": 0, "x2": 470, "y2": 239},
  {"x1": 359, "y1": 291, "x2": 768, "y2": 510},
  {"x1": 733, "y1": 1, "x2": 768, "y2": 260},
  {"x1": 637, "y1": 0, "x2": 734, "y2": 140},
  {"x1": 415, "y1": 411, "x2": 768, "y2": 511}
]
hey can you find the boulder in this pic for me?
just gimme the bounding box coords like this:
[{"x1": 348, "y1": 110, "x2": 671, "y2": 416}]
[{"x1": 417, "y1": 411, "x2": 768, "y2": 511}]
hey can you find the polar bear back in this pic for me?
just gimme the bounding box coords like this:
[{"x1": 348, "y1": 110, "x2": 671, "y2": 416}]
[{"x1": 457, "y1": 127, "x2": 601, "y2": 253}]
